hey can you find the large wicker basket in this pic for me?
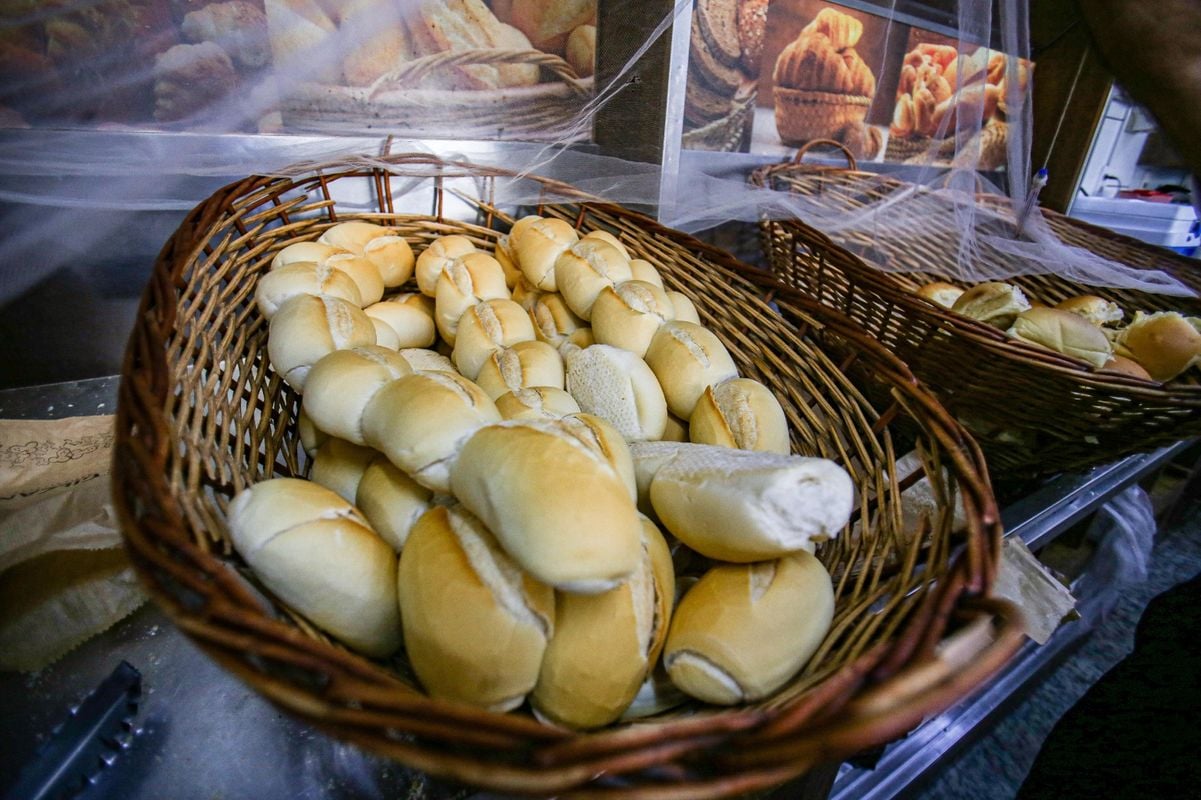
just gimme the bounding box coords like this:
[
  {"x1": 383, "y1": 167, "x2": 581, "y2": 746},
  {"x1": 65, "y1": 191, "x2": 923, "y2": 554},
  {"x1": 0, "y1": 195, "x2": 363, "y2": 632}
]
[
  {"x1": 281, "y1": 48, "x2": 592, "y2": 140},
  {"x1": 751, "y1": 147, "x2": 1201, "y2": 480},
  {"x1": 113, "y1": 153, "x2": 1022, "y2": 798}
]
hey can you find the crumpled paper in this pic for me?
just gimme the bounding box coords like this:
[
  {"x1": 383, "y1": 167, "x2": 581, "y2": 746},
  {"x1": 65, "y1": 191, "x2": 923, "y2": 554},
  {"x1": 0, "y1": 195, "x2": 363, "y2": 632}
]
[{"x1": 0, "y1": 415, "x2": 147, "y2": 672}]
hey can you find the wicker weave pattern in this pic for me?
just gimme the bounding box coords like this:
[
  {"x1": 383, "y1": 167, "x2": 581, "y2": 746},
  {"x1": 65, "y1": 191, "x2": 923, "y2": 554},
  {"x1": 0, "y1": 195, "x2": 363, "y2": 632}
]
[
  {"x1": 773, "y1": 88, "x2": 870, "y2": 145},
  {"x1": 114, "y1": 154, "x2": 1020, "y2": 798},
  {"x1": 751, "y1": 161, "x2": 1201, "y2": 478}
]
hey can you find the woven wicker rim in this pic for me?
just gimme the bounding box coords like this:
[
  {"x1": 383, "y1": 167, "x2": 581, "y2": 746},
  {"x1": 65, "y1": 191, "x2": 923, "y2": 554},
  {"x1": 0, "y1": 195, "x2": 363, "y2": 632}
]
[
  {"x1": 366, "y1": 47, "x2": 590, "y2": 98},
  {"x1": 113, "y1": 153, "x2": 1022, "y2": 798},
  {"x1": 774, "y1": 88, "x2": 872, "y2": 108}
]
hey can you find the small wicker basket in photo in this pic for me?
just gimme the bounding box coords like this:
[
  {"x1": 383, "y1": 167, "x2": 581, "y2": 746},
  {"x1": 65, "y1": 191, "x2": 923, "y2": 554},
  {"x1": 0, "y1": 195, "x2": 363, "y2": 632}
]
[
  {"x1": 773, "y1": 88, "x2": 870, "y2": 146},
  {"x1": 751, "y1": 143, "x2": 1201, "y2": 480},
  {"x1": 281, "y1": 49, "x2": 592, "y2": 140},
  {"x1": 682, "y1": 90, "x2": 757, "y2": 152},
  {"x1": 113, "y1": 153, "x2": 1021, "y2": 798}
]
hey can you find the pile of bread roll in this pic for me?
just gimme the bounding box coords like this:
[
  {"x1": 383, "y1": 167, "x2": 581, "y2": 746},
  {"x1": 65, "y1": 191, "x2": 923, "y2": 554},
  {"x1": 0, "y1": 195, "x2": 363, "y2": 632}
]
[
  {"x1": 917, "y1": 280, "x2": 1201, "y2": 382},
  {"x1": 228, "y1": 216, "x2": 856, "y2": 728}
]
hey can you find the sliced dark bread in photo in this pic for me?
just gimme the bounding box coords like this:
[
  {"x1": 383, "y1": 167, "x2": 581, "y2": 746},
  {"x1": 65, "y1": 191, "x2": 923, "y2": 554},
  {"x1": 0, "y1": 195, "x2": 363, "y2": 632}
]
[{"x1": 696, "y1": 0, "x2": 742, "y2": 68}]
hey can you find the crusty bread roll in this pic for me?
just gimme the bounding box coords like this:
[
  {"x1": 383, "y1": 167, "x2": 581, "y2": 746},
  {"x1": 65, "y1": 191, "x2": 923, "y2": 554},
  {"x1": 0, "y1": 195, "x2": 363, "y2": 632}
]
[
  {"x1": 494, "y1": 234, "x2": 523, "y2": 289},
  {"x1": 951, "y1": 281, "x2": 1031, "y2": 329},
  {"x1": 627, "y1": 440, "x2": 681, "y2": 518},
  {"x1": 634, "y1": 442, "x2": 853, "y2": 561},
  {"x1": 511, "y1": 276, "x2": 543, "y2": 310},
  {"x1": 268, "y1": 294, "x2": 376, "y2": 391},
  {"x1": 475, "y1": 340, "x2": 565, "y2": 400},
  {"x1": 325, "y1": 252, "x2": 384, "y2": 307},
  {"x1": 1056, "y1": 295, "x2": 1124, "y2": 327},
  {"x1": 555, "y1": 240, "x2": 634, "y2": 321},
  {"x1": 318, "y1": 220, "x2": 392, "y2": 254},
  {"x1": 263, "y1": 0, "x2": 339, "y2": 83},
  {"x1": 415, "y1": 235, "x2": 477, "y2": 296},
  {"x1": 361, "y1": 370, "x2": 501, "y2": 492},
  {"x1": 310, "y1": 437, "x2": 376, "y2": 503},
  {"x1": 270, "y1": 241, "x2": 341, "y2": 270},
  {"x1": 1101, "y1": 354, "x2": 1153, "y2": 381},
  {"x1": 227, "y1": 478, "x2": 401, "y2": 657},
  {"x1": 915, "y1": 281, "x2": 964, "y2": 309},
  {"x1": 531, "y1": 516, "x2": 675, "y2": 728},
  {"x1": 689, "y1": 378, "x2": 790, "y2": 454},
  {"x1": 495, "y1": 386, "x2": 582, "y2": 420},
  {"x1": 530, "y1": 292, "x2": 587, "y2": 347},
  {"x1": 565, "y1": 344, "x2": 668, "y2": 441},
  {"x1": 452, "y1": 299, "x2": 538, "y2": 380},
  {"x1": 296, "y1": 407, "x2": 327, "y2": 456},
  {"x1": 510, "y1": 0, "x2": 592, "y2": 53},
  {"x1": 629, "y1": 259, "x2": 665, "y2": 289},
  {"x1": 1007, "y1": 306, "x2": 1112, "y2": 368},
  {"x1": 368, "y1": 318, "x2": 401, "y2": 349},
  {"x1": 564, "y1": 412, "x2": 639, "y2": 503},
  {"x1": 301, "y1": 346, "x2": 412, "y2": 445},
  {"x1": 363, "y1": 236, "x2": 415, "y2": 289},
  {"x1": 399, "y1": 347, "x2": 457, "y2": 373},
  {"x1": 564, "y1": 22, "x2": 596, "y2": 78},
  {"x1": 644, "y1": 321, "x2": 739, "y2": 420},
  {"x1": 255, "y1": 261, "x2": 363, "y2": 318},
  {"x1": 450, "y1": 417, "x2": 643, "y2": 593},
  {"x1": 506, "y1": 214, "x2": 542, "y2": 250},
  {"x1": 581, "y1": 229, "x2": 630, "y2": 259},
  {"x1": 355, "y1": 455, "x2": 433, "y2": 551},
  {"x1": 661, "y1": 414, "x2": 689, "y2": 443},
  {"x1": 1117, "y1": 311, "x2": 1201, "y2": 382},
  {"x1": 663, "y1": 552, "x2": 834, "y2": 704},
  {"x1": 397, "y1": 504, "x2": 554, "y2": 711},
  {"x1": 591, "y1": 280, "x2": 676, "y2": 357},
  {"x1": 434, "y1": 252, "x2": 511, "y2": 344},
  {"x1": 363, "y1": 294, "x2": 437, "y2": 350},
  {"x1": 564, "y1": 327, "x2": 596, "y2": 350},
  {"x1": 515, "y1": 217, "x2": 579, "y2": 292},
  {"x1": 666, "y1": 292, "x2": 701, "y2": 324}
]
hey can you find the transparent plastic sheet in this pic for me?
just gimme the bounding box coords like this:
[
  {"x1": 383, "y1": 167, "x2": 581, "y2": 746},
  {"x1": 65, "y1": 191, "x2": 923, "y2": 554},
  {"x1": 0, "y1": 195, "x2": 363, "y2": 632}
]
[
  {"x1": 1074, "y1": 485, "x2": 1156, "y2": 619},
  {"x1": 0, "y1": 0, "x2": 1197, "y2": 310}
]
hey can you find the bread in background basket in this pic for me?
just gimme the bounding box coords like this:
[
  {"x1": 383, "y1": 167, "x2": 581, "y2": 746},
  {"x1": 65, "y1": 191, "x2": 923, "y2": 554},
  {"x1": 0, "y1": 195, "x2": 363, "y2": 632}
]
[{"x1": 113, "y1": 154, "x2": 1021, "y2": 797}]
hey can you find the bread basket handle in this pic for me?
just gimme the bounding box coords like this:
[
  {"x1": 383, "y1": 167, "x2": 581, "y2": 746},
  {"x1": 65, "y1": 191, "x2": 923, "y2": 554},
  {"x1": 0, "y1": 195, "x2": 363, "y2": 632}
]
[
  {"x1": 369, "y1": 48, "x2": 590, "y2": 99},
  {"x1": 791, "y1": 139, "x2": 858, "y2": 170}
]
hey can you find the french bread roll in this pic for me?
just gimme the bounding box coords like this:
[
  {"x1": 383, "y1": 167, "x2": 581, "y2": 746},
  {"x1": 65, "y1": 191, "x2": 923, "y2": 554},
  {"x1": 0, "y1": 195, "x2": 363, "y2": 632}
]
[
  {"x1": 627, "y1": 440, "x2": 682, "y2": 517},
  {"x1": 666, "y1": 292, "x2": 701, "y2": 325},
  {"x1": 1056, "y1": 294, "x2": 1124, "y2": 327},
  {"x1": 452, "y1": 299, "x2": 538, "y2": 380},
  {"x1": 318, "y1": 220, "x2": 392, "y2": 254},
  {"x1": 1118, "y1": 311, "x2": 1201, "y2": 382},
  {"x1": 355, "y1": 456, "x2": 433, "y2": 551},
  {"x1": 227, "y1": 478, "x2": 401, "y2": 657},
  {"x1": 494, "y1": 234, "x2": 523, "y2": 289},
  {"x1": 515, "y1": 217, "x2": 579, "y2": 292},
  {"x1": 415, "y1": 235, "x2": 476, "y2": 296},
  {"x1": 510, "y1": 0, "x2": 593, "y2": 53},
  {"x1": 531, "y1": 516, "x2": 675, "y2": 728},
  {"x1": 629, "y1": 259, "x2": 665, "y2": 289},
  {"x1": 270, "y1": 241, "x2": 342, "y2": 270},
  {"x1": 301, "y1": 346, "x2": 412, "y2": 445},
  {"x1": 582, "y1": 229, "x2": 630, "y2": 259},
  {"x1": 434, "y1": 252, "x2": 511, "y2": 344},
  {"x1": 689, "y1": 378, "x2": 790, "y2": 454},
  {"x1": 1101, "y1": 354, "x2": 1153, "y2": 381},
  {"x1": 564, "y1": 344, "x2": 668, "y2": 441},
  {"x1": 564, "y1": 412, "x2": 639, "y2": 504},
  {"x1": 564, "y1": 327, "x2": 596, "y2": 350},
  {"x1": 361, "y1": 371, "x2": 501, "y2": 492},
  {"x1": 368, "y1": 318, "x2": 401, "y2": 350},
  {"x1": 663, "y1": 552, "x2": 834, "y2": 704},
  {"x1": 363, "y1": 294, "x2": 437, "y2": 350},
  {"x1": 363, "y1": 235, "x2": 415, "y2": 288},
  {"x1": 397, "y1": 504, "x2": 554, "y2": 711},
  {"x1": 661, "y1": 414, "x2": 689, "y2": 443},
  {"x1": 565, "y1": 23, "x2": 596, "y2": 77},
  {"x1": 450, "y1": 417, "x2": 643, "y2": 593},
  {"x1": 636, "y1": 442, "x2": 854, "y2": 561},
  {"x1": 1007, "y1": 306, "x2": 1113, "y2": 368},
  {"x1": 591, "y1": 280, "x2": 676, "y2": 357},
  {"x1": 506, "y1": 214, "x2": 542, "y2": 250},
  {"x1": 475, "y1": 340, "x2": 565, "y2": 400},
  {"x1": 644, "y1": 321, "x2": 739, "y2": 420},
  {"x1": 310, "y1": 437, "x2": 376, "y2": 503},
  {"x1": 916, "y1": 281, "x2": 964, "y2": 309},
  {"x1": 399, "y1": 347, "x2": 457, "y2": 373},
  {"x1": 263, "y1": 0, "x2": 339, "y2": 83},
  {"x1": 296, "y1": 407, "x2": 327, "y2": 456},
  {"x1": 268, "y1": 294, "x2": 376, "y2": 391},
  {"x1": 495, "y1": 386, "x2": 582, "y2": 420},
  {"x1": 325, "y1": 252, "x2": 384, "y2": 307},
  {"x1": 555, "y1": 240, "x2": 634, "y2": 321},
  {"x1": 511, "y1": 276, "x2": 543, "y2": 310},
  {"x1": 255, "y1": 261, "x2": 362, "y2": 319},
  {"x1": 951, "y1": 281, "x2": 1031, "y2": 328},
  {"x1": 530, "y1": 292, "x2": 587, "y2": 347}
]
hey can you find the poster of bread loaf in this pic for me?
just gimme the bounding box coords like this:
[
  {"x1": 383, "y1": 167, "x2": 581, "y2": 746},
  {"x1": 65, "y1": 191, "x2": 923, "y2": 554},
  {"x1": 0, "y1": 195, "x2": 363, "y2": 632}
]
[
  {"x1": 681, "y1": 0, "x2": 767, "y2": 152},
  {"x1": 0, "y1": 1, "x2": 597, "y2": 141}
]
